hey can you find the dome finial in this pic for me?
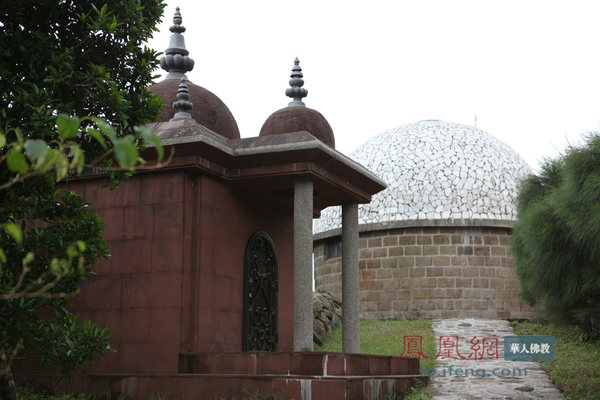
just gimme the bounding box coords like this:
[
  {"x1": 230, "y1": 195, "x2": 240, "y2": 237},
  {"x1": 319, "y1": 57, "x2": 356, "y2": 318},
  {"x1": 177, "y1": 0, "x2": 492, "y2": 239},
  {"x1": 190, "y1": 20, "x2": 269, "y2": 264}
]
[
  {"x1": 170, "y1": 79, "x2": 194, "y2": 121},
  {"x1": 160, "y1": 6, "x2": 195, "y2": 80},
  {"x1": 285, "y1": 57, "x2": 308, "y2": 107},
  {"x1": 171, "y1": 7, "x2": 184, "y2": 33}
]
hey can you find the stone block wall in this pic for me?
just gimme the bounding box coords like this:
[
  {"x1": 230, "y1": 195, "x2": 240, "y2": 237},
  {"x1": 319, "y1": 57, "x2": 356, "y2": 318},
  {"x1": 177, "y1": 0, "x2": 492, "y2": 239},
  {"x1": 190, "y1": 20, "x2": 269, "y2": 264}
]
[{"x1": 314, "y1": 225, "x2": 535, "y2": 320}]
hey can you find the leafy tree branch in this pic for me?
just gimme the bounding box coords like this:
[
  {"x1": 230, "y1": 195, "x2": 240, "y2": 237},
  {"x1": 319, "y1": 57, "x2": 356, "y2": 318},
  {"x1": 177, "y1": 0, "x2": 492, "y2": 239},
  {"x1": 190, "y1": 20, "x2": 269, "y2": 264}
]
[{"x1": 0, "y1": 1, "x2": 168, "y2": 398}]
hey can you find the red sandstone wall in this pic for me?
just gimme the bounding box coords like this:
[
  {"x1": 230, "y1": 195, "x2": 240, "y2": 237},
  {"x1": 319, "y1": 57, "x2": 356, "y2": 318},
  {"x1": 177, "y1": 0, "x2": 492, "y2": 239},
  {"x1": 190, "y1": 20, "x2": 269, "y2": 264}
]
[
  {"x1": 66, "y1": 172, "x2": 186, "y2": 374},
  {"x1": 188, "y1": 174, "x2": 294, "y2": 354},
  {"x1": 64, "y1": 170, "x2": 294, "y2": 375},
  {"x1": 314, "y1": 226, "x2": 535, "y2": 320}
]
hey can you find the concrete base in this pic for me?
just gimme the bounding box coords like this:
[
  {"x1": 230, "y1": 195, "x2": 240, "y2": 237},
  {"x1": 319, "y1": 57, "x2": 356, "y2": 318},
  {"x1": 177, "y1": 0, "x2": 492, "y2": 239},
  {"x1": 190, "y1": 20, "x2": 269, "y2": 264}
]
[{"x1": 16, "y1": 353, "x2": 427, "y2": 400}]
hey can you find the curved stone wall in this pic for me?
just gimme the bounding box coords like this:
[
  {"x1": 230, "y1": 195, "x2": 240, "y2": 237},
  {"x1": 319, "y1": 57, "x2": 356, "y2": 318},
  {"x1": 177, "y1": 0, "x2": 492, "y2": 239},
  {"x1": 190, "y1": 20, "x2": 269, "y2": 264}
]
[{"x1": 314, "y1": 224, "x2": 535, "y2": 320}]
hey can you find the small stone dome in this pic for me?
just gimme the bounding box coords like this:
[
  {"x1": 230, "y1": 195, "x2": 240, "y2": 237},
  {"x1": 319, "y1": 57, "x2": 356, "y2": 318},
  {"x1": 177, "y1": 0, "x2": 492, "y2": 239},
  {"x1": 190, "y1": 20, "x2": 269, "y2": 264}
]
[
  {"x1": 149, "y1": 7, "x2": 240, "y2": 140},
  {"x1": 314, "y1": 120, "x2": 531, "y2": 233},
  {"x1": 150, "y1": 79, "x2": 240, "y2": 139},
  {"x1": 259, "y1": 106, "x2": 335, "y2": 148},
  {"x1": 259, "y1": 58, "x2": 335, "y2": 148}
]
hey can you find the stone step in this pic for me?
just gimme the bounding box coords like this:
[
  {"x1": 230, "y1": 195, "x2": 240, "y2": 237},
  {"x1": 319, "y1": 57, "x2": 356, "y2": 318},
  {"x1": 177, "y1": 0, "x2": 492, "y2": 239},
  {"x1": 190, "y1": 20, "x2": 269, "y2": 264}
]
[
  {"x1": 16, "y1": 353, "x2": 427, "y2": 399},
  {"x1": 178, "y1": 352, "x2": 420, "y2": 376},
  {"x1": 17, "y1": 372, "x2": 429, "y2": 400}
]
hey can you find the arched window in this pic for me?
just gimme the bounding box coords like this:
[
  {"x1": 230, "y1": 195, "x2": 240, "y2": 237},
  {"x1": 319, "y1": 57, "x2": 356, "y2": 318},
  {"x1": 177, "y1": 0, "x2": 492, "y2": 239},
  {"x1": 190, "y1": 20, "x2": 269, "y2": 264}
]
[{"x1": 242, "y1": 231, "x2": 278, "y2": 351}]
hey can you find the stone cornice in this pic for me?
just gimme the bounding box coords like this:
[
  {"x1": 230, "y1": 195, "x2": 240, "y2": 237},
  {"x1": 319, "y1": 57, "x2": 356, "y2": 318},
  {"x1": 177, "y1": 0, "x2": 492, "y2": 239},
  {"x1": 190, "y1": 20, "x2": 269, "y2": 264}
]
[{"x1": 313, "y1": 218, "x2": 515, "y2": 241}]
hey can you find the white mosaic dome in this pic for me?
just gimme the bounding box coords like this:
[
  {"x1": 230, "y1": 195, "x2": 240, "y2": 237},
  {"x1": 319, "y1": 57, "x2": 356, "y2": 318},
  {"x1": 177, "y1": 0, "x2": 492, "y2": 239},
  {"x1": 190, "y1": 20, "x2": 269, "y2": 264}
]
[{"x1": 314, "y1": 120, "x2": 531, "y2": 234}]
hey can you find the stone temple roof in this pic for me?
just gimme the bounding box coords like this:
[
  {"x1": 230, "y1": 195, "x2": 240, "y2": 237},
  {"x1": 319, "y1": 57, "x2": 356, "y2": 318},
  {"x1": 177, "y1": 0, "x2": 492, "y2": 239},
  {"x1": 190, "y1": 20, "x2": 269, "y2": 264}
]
[{"x1": 313, "y1": 120, "x2": 531, "y2": 235}]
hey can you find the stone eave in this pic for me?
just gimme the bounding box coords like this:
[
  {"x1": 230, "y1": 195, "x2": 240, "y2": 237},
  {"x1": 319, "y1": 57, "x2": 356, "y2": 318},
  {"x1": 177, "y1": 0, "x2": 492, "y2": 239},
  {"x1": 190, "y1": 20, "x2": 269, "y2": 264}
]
[{"x1": 75, "y1": 120, "x2": 387, "y2": 211}]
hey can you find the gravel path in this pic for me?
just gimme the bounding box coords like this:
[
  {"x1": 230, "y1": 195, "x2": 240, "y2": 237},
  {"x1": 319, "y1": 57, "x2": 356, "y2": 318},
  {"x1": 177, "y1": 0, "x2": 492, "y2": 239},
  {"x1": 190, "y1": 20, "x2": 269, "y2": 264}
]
[{"x1": 429, "y1": 318, "x2": 564, "y2": 400}]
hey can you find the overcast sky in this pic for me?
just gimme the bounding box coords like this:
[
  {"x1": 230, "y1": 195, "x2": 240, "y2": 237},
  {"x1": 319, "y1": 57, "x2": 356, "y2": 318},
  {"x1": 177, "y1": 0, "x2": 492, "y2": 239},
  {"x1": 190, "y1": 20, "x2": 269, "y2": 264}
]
[{"x1": 146, "y1": 1, "x2": 600, "y2": 172}]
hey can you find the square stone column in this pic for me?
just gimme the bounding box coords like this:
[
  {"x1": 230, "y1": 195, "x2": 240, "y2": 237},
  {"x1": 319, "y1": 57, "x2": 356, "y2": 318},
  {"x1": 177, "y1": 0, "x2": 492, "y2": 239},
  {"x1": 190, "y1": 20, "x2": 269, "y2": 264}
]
[
  {"x1": 293, "y1": 177, "x2": 313, "y2": 351},
  {"x1": 342, "y1": 203, "x2": 360, "y2": 353}
]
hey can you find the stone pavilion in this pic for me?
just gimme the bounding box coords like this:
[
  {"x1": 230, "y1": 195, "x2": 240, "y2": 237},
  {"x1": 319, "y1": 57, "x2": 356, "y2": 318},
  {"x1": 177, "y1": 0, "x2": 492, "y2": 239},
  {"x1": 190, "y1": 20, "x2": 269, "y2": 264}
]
[{"x1": 15, "y1": 8, "x2": 426, "y2": 400}]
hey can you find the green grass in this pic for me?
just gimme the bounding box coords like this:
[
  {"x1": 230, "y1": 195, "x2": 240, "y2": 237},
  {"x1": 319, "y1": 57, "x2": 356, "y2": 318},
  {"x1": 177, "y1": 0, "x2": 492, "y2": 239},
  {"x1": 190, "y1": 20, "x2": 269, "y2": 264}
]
[
  {"x1": 392, "y1": 379, "x2": 431, "y2": 400},
  {"x1": 511, "y1": 320, "x2": 600, "y2": 400},
  {"x1": 18, "y1": 388, "x2": 93, "y2": 400},
  {"x1": 315, "y1": 318, "x2": 436, "y2": 370},
  {"x1": 401, "y1": 386, "x2": 431, "y2": 400}
]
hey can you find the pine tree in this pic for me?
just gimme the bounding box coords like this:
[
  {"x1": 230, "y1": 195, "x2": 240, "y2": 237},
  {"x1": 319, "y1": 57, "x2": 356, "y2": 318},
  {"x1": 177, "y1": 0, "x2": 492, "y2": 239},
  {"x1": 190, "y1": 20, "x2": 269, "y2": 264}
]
[{"x1": 513, "y1": 134, "x2": 600, "y2": 334}]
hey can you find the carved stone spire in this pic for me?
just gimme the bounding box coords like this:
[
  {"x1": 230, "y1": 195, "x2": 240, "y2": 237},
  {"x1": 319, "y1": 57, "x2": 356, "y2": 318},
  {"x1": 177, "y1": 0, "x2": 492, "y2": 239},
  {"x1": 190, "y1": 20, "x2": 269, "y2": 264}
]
[
  {"x1": 160, "y1": 7, "x2": 195, "y2": 80},
  {"x1": 170, "y1": 79, "x2": 193, "y2": 121},
  {"x1": 285, "y1": 58, "x2": 308, "y2": 107}
]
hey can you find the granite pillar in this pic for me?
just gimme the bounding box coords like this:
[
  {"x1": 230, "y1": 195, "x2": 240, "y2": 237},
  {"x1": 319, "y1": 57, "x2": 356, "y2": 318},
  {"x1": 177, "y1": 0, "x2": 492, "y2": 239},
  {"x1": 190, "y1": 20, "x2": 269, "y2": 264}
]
[
  {"x1": 342, "y1": 202, "x2": 360, "y2": 353},
  {"x1": 293, "y1": 177, "x2": 314, "y2": 351}
]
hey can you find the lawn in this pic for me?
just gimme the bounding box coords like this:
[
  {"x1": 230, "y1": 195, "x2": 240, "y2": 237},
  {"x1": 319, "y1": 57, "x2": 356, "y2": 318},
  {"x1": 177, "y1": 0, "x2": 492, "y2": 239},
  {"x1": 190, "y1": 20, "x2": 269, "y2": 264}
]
[
  {"x1": 316, "y1": 318, "x2": 436, "y2": 370},
  {"x1": 511, "y1": 320, "x2": 600, "y2": 400}
]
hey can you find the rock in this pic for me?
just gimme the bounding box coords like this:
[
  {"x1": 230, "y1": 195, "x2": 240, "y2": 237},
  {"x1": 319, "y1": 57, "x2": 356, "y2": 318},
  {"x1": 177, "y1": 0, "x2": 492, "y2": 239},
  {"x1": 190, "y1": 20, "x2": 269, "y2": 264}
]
[
  {"x1": 313, "y1": 319, "x2": 327, "y2": 346},
  {"x1": 514, "y1": 386, "x2": 534, "y2": 392},
  {"x1": 312, "y1": 290, "x2": 343, "y2": 346},
  {"x1": 538, "y1": 387, "x2": 560, "y2": 393},
  {"x1": 331, "y1": 313, "x2": 341, "y2": 327}
]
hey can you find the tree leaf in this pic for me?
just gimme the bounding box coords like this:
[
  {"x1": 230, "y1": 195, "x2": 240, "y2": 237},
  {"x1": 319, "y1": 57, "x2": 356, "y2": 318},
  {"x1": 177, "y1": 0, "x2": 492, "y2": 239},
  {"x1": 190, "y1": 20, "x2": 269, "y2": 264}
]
[
  {"x1": 0, "y1": 132, "x2": 6, "y2": 148},
  {"x1": 49, "y1": 258, "x2": 60, "y2": 274},
  {"x1": 109, "y1": 16, "x2": 118, "y2": 32},
  {"x1": 22, "y1": 252, "x2": 34, "y2": 264},
  {"x1": 113, "y1": 136, "x2": 139, "y2": 169},
  {"x1": 69, "y1": 144, "x2": 85, "y2": 173},
  {"x1": 7, "y1": 148, "x2": 30, "y2": 174},
  {"x1": 91, "y1": 118, "x2": 116, "y2": 142},
  {"x1": 76, "y1": 241, "x2": 87, "y2": 252},
  {"x1": 24, "y1": 139, "x2": 48, "y2": 162},
  {"x1": 87, "y1": 128, "x2": 107, "y2": 149},
  {"x1": 38, "y1": 149, "x2": 59, "y2": 172},
  {"x1": 13, "y1": 128, "x2": 23, "y2": 143},
  {"x1": 5, "y1": 223, "x2": 22, "y2": 243},
  {"x1": 67, "y1": 245, "x2": 78, "y2": 258},
  {"x1": 135, "y1": 125, "x2": 163, "y2": 160},
  {"x1": 56, "y1": 115, "x2": 80, "y2": 138},
  {"x1": 55, "y1": 153, "x2": 69, "y2": 181}
]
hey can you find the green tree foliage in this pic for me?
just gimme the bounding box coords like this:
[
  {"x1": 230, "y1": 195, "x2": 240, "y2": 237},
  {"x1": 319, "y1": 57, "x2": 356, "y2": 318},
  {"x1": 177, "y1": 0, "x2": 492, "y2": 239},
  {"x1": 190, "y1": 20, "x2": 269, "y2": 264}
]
[
  {"x1": 0, "y1": 0, "x2": 166, "y2": 396},
  {"x1": 513, "y1": 134, "x2": 600, "y2": 334}
]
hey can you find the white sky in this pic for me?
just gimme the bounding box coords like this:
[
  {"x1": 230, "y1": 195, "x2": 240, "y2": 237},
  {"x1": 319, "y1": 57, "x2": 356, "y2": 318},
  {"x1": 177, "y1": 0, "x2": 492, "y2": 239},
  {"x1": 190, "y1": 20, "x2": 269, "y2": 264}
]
[{"x1": 146, "y1": 1, "x2": 600, "y2": 172}]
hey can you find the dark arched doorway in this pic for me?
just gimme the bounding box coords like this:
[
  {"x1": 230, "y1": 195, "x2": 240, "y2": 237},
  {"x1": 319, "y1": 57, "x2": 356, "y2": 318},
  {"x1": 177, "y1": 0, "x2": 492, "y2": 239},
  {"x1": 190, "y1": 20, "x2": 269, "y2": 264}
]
[{"x1": 242, "y1": 231, "x2": 278, "y2": 351}]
